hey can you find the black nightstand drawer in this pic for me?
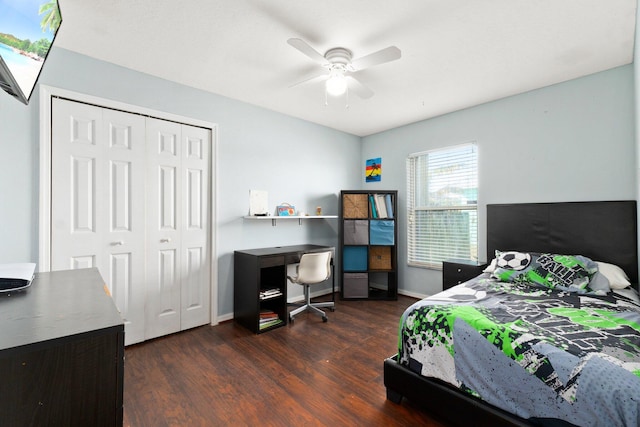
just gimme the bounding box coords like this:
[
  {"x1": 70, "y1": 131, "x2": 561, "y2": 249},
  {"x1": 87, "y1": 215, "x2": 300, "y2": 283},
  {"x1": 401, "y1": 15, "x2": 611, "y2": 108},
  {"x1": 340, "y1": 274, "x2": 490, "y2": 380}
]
[{"x1": 442, "y1": 259, "x2": 488, "y2": 290}]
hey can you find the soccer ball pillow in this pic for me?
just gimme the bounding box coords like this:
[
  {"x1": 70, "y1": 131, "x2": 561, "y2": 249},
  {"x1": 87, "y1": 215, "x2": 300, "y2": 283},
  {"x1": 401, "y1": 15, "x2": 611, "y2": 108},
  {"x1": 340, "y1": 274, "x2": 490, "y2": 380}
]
[
  {"x1": 491, "y1": 250, "x2": 598, "y2": 291},
  {"x1": 495, "y1": 251, "x2": 531, "y2": 271}
]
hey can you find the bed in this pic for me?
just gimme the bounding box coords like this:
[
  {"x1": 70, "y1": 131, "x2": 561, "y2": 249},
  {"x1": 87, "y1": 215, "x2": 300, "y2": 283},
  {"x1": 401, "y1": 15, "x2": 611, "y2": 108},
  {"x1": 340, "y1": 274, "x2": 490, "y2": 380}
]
[{"x1": 384, "y1": 201, "x2": 640, "y2": 427}]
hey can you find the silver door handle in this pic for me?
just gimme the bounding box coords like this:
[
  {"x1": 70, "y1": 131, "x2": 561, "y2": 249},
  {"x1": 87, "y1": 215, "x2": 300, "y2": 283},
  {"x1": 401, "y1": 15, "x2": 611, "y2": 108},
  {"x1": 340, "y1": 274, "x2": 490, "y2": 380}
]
[
  {"x1": 111, "y1": 241, "x2": 124, "y2": 246},
  {"x1": 160, "y1": 238, "x2": 171, "y2": 243}
]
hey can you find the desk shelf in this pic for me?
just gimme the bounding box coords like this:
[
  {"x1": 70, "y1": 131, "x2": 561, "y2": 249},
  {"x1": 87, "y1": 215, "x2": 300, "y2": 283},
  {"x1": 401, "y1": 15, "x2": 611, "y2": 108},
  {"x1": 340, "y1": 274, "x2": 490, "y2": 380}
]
[{"x1": 243, "y1": 215, "x2": 337, "y2": 226}]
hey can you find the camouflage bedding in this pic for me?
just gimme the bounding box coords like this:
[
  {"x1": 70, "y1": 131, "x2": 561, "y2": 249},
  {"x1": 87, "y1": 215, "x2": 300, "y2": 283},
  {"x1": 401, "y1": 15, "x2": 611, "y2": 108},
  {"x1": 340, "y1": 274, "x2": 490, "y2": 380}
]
[{"x1": 398, "y1": 273, "x2": 640, "y2": 426}]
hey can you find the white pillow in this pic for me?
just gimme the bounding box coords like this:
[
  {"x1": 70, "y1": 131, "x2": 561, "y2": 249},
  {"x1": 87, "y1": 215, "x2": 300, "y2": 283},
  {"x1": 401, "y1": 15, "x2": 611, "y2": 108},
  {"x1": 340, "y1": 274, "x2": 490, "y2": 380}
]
[
  {"x1": 596, "y1": 261, "x2": 631, "y2": 289},
  {"x1": 483, "y1": 258, "x2": 497, "y2": 273}
]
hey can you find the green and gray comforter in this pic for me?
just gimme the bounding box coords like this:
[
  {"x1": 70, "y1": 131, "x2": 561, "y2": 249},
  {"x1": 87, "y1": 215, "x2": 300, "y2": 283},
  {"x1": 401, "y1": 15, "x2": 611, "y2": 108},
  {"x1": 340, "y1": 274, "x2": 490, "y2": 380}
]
[{"x1": 399, "y1": 274, "x2": 640, "y2": 426}]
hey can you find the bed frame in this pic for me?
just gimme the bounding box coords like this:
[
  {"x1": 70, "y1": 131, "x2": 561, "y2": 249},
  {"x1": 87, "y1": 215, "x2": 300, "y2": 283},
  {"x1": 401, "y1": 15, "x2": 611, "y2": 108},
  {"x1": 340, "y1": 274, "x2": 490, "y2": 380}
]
[{"x1": 384, "y1": 200, "x2": 638, "y2": 427}]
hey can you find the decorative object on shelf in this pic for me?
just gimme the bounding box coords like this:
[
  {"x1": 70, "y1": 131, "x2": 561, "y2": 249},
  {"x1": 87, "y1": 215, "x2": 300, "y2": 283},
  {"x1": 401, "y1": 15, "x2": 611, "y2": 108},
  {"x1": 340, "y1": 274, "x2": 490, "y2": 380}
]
[
  {"x1": 316, "y1": 206, "x2": 322, "y2": 215},
  {"x1": 366, "y1": 157, "x2": 381, "y2": 182},
  {"x1": 277, "y1": 203, "x2": 296, "y2": 216},
  {"x1": 249, "y1": 190, "x2": 269, "y2": 216}
]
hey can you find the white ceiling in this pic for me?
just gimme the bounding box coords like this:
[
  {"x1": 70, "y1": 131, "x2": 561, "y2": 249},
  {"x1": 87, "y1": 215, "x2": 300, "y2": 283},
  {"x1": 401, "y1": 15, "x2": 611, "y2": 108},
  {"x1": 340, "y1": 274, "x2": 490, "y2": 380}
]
[{"x1": 53, "y1": 0, "x2": 637, "y2": 137}]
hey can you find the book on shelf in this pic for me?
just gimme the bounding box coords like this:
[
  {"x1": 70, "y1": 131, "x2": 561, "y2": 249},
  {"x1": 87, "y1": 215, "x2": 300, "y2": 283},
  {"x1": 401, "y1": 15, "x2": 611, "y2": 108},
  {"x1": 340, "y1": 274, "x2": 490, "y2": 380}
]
[
  {"x1": 260, "y1": 309, "x2": 277, "y2": 317},
  {"x1": 259, "y1": 309, "x2": 278, "y2": 323},
  {"x1": 369, "y1": 194, "x2": 378, "y2": 218},
  {"x1": 368, "y1": 193, "x2": 393, "y2": 219},
  {"x1": 259, "y1": 318, "x2": 283, "y2": 330},
  {"x1": 384, "y1": 194, "x2": 394, "y2": 218},
  {"x1": 259, "y1": 288, "x2": 282, "y2": 300},
  {"x1": 375, "y1": 194, "x2": 388, "y2": 218}
]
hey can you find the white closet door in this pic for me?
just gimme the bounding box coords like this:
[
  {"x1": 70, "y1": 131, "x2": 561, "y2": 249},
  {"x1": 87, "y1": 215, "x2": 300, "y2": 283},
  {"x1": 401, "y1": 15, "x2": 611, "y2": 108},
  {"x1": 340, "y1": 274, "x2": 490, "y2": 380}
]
[
  {"x1": 50, "y1": 97, "x2": 212, "y2": 345},
  {"x1": 145, "y1": 118, "x2": 183, "y2": 340},
  {"x1": 180, "y1": 124, "x2": 210, "y2": 329},
  {"x1": 51, "y1": 98, "x2": 147, "y2": 345},
  {"x1": 102, "y1": 108, "x2": 147, "y2": 345},
  {"x1": 51, "y1": 99, "x2": 106, "y2": 272}
]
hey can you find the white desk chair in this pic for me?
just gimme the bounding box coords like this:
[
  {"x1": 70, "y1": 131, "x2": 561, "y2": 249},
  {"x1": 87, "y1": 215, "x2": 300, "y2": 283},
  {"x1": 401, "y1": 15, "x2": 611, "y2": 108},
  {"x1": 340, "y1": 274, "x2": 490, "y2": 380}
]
[{"x1": 287, "y1": 251, "x2": 334, "y2": 323}]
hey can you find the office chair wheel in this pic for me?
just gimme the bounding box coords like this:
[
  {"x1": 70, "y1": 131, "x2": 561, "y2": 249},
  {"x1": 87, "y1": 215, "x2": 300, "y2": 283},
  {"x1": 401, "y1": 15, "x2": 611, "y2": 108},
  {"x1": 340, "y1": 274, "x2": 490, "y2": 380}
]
[
  {"x1": 330, "y1": 307, "x2": 335, "y2": 312},
  {"x1": 322, "y1": 316, "x2": 328, "y2": 323}
]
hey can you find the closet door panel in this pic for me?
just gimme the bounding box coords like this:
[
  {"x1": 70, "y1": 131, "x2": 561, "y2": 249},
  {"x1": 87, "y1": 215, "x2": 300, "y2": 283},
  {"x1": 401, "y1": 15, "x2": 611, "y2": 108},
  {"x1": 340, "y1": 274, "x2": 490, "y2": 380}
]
[
  {"x1": 51, "y1": 99, "x2": 107, "y2": 276},
  {"x1": 103, "y1": 108, "x2": 146, "y2": 345},
  {"x1": 180, "y1": 125, "x2": 210, "y2": 329},
  {"x1": 146, "y1": 118, "x2": 182, "y2": 339}
]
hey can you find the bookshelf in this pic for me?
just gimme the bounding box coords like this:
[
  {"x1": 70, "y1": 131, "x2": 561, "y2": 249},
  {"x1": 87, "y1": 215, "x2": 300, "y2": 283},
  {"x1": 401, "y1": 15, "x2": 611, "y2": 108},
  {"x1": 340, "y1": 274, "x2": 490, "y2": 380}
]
[{"x1": 339, "y1": 190, "x2": 398, "y2": 300}]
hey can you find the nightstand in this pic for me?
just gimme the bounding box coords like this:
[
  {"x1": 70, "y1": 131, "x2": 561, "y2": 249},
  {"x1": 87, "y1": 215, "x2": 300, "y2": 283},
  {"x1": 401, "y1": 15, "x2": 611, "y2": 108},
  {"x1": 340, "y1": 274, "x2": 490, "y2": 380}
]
[{"x1": 442, "y1": 259, "x2": 488, "y2": 290}]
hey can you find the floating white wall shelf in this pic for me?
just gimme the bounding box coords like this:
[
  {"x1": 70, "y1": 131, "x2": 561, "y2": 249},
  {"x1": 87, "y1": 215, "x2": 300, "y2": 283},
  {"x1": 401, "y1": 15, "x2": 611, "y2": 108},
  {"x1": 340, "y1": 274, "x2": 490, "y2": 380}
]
[{"x1": 243, "y1": 215, "x2": 338, "y2": 226}]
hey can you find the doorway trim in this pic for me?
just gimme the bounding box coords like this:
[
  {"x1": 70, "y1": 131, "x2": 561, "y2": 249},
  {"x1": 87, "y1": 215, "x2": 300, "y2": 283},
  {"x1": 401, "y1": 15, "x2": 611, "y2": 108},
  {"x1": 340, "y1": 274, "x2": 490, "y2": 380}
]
[{"x1": 38, "y1": 84, "x2": 219, "y2": 326}]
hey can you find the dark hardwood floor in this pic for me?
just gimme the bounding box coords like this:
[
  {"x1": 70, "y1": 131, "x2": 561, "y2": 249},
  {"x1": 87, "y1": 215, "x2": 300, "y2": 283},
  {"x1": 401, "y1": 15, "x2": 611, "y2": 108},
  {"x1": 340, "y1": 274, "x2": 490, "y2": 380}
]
[{"x1": 123, "y1": 294, "x2": 447, "y2": 427}]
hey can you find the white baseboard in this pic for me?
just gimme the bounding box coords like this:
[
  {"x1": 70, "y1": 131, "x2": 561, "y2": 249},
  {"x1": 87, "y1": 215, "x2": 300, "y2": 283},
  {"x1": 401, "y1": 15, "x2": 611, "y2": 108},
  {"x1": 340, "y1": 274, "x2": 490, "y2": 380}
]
[{"x1": 397, "y1": 289, "x2": 430, "y2": 300}]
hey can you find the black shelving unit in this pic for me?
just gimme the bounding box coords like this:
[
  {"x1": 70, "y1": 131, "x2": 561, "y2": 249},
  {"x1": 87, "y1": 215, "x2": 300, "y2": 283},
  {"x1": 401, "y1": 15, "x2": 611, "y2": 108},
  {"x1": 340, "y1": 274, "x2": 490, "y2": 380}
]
[
  {"x1": 233, "y1": 244, "x2": 334, "y2": 333},
  {"x1": 339, "y1": 190, "x2": 398, "y2": 300}
]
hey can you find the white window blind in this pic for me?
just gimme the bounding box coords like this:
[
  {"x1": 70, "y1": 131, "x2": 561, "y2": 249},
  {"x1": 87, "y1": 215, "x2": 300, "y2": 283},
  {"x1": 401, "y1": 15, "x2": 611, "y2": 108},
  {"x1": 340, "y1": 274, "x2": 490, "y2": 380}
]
[{"x1": 407, "y1": 143, "x2": 478, "y2": 269}]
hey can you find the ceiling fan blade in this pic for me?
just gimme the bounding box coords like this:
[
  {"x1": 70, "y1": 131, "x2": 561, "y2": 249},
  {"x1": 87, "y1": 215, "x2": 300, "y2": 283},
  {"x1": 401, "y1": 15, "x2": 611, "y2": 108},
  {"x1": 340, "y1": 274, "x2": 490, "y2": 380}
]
[
  {"x1": 350, "y1": 46, "x2": 401, "y2": 71},
  {"x1": 287, "y1": 38, "x2": 328, "y2": 66},
  {"x1": 288, "y1": 73, "x2": 328, "y2": 88},
  {"x1": 346, "y1": 76, "x2": 374, "y2": 99}
]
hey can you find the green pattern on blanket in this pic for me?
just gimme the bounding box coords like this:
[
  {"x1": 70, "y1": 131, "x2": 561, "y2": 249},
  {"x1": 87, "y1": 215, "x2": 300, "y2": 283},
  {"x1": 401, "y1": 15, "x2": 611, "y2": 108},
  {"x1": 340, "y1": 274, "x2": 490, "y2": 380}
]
[{"x1": 403, "y1": 304, "x2": 538, "y2": 361}]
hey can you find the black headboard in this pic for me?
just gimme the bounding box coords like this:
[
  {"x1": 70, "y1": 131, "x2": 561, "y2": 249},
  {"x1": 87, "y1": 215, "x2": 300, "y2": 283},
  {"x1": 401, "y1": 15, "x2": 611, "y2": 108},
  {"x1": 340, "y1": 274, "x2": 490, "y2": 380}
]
[{"x1": 487, "y1": 201, "x2": 638, "y2": 284}]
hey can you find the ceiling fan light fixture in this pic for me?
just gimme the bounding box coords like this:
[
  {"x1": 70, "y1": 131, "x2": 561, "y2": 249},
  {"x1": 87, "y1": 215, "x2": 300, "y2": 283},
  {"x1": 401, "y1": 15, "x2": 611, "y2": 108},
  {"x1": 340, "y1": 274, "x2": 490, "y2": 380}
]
[
  {"x1": 325, "y1": 71, "x2": 347, "y2": 97},
  {"x1": 288, "y1": 38, "x2": 401, "y2": 101}
]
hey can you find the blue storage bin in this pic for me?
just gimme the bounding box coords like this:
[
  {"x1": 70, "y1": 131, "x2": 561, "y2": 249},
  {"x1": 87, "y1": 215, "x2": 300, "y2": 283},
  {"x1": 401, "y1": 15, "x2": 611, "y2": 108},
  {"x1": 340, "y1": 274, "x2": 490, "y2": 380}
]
[
  {"x1": 370, "y1": 220, "x2": 394, "y2": 245},
  {"x1": 343, "y1": 246, "x2": 368, "y2": 271}
]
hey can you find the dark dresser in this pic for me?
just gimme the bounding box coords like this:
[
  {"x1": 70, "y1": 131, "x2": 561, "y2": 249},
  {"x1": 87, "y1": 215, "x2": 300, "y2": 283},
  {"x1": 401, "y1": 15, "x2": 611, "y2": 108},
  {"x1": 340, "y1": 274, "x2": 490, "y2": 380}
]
[{"x1": 0, "y1": 268, "x2": 124, "y2": 426}]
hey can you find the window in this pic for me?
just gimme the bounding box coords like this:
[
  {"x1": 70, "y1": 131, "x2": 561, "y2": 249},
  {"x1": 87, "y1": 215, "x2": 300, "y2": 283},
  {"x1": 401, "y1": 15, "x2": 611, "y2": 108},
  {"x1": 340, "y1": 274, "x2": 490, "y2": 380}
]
[{"x1": 406, "y1": 143, "x2": 478, "y2": 269}]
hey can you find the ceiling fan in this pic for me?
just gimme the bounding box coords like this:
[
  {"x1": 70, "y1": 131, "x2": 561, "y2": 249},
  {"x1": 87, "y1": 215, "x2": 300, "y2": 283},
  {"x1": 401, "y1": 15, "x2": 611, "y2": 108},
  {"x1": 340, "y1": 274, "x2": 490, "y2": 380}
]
[{"x1": 287, "y1": 38, "x2": 401, "y2": 100}]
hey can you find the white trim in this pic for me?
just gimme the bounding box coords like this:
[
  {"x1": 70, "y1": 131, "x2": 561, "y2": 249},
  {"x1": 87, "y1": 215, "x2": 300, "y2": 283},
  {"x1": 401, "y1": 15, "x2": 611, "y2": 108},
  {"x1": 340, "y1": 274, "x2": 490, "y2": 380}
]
[
  {"x1": 38, "y1": 86, "x2": 53, "y2": 273},
  {"x1": 38, "y1": 84, "x2": 219, "y2": 326},
  {"x1": 407, "y1": 140, "x2": 477, "y2": 158},
  {"x1": 210, "y1": 123, "x2": 219, "y2": 326},
  {"x1": 397, "y1": 289, "x2": 429, "y2": 300}
]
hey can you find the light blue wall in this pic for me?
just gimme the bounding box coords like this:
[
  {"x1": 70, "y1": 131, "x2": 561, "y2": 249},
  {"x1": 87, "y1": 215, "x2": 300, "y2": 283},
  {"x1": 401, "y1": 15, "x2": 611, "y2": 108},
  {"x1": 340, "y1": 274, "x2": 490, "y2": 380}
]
[
  {"x1": 0, "y1": 47, "x2": 361, "y2": 318},
  {"x1": 0, "y1": 46, "x2": 636, "y2": 318},
  {"x1": 362, "y1": 65, "x2": 636, "y2": 297}
]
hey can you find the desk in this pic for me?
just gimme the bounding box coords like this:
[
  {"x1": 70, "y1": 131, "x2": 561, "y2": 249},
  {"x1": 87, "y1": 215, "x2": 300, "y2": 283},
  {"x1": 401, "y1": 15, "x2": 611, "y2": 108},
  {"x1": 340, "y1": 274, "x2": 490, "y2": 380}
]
[{"x1": 234, "y1": 244, "x2": 335, "y2": 333}]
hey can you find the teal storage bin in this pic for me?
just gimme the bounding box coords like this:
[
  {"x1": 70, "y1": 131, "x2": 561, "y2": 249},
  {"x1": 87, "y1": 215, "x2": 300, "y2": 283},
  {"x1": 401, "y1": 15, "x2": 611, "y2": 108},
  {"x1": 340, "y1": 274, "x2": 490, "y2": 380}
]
[
  {"x1": 343, "y1": 246, "x2": 368, "y2": 271},
  {"x1": 370, "y1": 220, "x2": 394, "y2": 245}
]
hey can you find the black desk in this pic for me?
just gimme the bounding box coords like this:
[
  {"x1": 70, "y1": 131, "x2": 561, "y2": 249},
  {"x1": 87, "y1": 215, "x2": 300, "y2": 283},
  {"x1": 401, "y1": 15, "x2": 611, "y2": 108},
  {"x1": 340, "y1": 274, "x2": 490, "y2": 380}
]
[
  {"x1": 234, "y1": 244, "x2": 335, "y2": 333},
  {"x1": 0, "y1": 268, "x2": 124, "y2": 426}
]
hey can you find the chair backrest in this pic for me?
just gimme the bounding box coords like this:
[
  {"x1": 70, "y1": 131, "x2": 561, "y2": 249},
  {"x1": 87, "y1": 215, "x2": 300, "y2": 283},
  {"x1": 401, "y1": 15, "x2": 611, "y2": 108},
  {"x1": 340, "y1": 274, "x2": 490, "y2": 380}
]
[{"x1": 296, "y1": 251, "x2": 332, "y2": 284}]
